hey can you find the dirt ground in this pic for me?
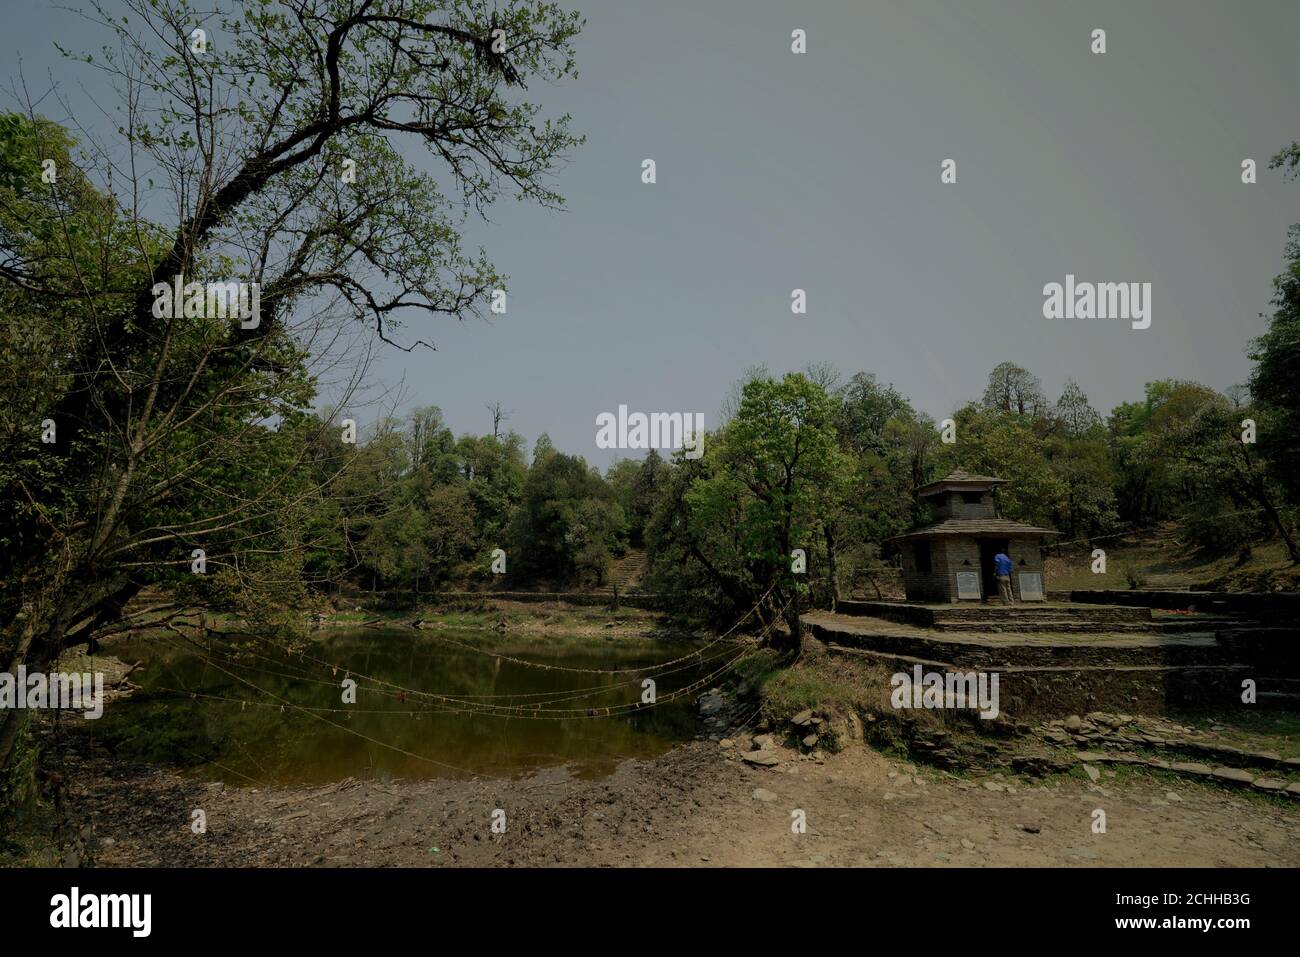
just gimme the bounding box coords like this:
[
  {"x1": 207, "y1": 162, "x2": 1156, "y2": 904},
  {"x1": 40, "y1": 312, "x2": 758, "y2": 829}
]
[{"x1": 42, "y1": 733, "x2": 1300, "y2": 868}]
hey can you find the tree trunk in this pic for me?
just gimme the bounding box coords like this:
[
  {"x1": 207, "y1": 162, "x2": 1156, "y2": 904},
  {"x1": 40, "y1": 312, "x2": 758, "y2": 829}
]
[
  {"x1": 1256, "y1": 486, "x2": 1300, "y2": 563},
  {"x1": 768, "y1": 587, "x2": 802, "y2": 658},
  {"x1": 1239, "y1": 444, "x2": 1300, "y2": 563},
  {"x1": 0, "y1": 604, "x2": 40, "y2": 775}
]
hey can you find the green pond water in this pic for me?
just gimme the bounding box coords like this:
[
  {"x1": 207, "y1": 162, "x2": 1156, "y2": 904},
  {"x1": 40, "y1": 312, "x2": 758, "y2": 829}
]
[{"x1": 92, "y1": 629, "x2": 710, "y2": 786}]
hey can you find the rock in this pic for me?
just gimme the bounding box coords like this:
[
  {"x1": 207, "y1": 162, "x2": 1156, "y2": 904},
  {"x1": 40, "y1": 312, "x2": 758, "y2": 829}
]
[
  {"x1": 1012, "y1": 754, "x2": 1073, "y2": 776},
  {"x1": 1105, "y1": 752, "x2": 1143, "y2": 764},
  {"x1": 1064, "y1": 715, "x2": 1083, "y2": 732},
  {"x1": 801, "y1": 734, "x2": 818, "y2": 748},
  {"x1": 1065, "y1": 846, "x2": 1101, "y2": 860},
  {"x1": 1252, "y1": 778, "x2": 1286, "y2": 793},
  {"x1": 1074, "y1": 751, "x2": 1108, "y2": 762},
  {"x1": 719, "y1": 739, "x2": 734, "y2": 749},
  {"x1": 1019, "y1": 824, "x2": 1041, "y2": 834},
  {"x1": 698, "y1": 693, "x2": 726, "y2": 717},
  {"x1": 751, "y1": 788, "x2": 778, "y2": 802},
  {"x1": 751, "y1": 734, "x2": 775, "y2": 751},
  {"x1": 960, "y1": 838, "x2": 975, "y2": 849},
  {"x1": 1170, "y1": 762, "x2": 1213, "y2": 777},
  {"x1": 982, "y1": 781, "x2": 1004, "y2": 792},
  {"x1": 1211, "y1": 767, "x2": 1255, "y2": 785},
  {"x1": 1083, "y1": 764, "x2": 1101, "y2": 783},
  {"x1": 791, "y1": 709, "x2": 814, "y2": 726},
  {"x1": 823, "y1": 707, "x2": 863, "y2": 747},
  {"x1": 1286, "y1": 782, "x2": 1300, "y2": 798},
  {"x1": 742, "y1": 751, "x2": 781, "y2": 768},
  {"x1": 1164, "y1": 791, "x2": 1184, "y2": 802}
]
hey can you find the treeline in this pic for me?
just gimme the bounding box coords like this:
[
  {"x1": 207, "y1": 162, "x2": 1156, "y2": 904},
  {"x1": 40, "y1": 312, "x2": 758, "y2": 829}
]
[
  {"x1": 318, "y1": 338, "x2": 1300, "y2": 645},
  {"x1": 296, "y1": 409, "x2": 655, "y2": 595},
  {"x1": 4, "y1": 54, "x2": 1300, "y2": 763}
]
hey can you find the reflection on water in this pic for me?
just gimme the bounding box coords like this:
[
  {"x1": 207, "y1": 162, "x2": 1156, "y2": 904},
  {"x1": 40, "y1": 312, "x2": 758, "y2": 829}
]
[{"x1": 94, "y1": 629, "x2": 712, "y2": 786}]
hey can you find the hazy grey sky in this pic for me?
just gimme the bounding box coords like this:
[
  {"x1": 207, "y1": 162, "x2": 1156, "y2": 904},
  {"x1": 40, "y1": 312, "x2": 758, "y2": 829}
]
[{"x1": 9, "y1": 0, "x2": 1300, "y2": 466}]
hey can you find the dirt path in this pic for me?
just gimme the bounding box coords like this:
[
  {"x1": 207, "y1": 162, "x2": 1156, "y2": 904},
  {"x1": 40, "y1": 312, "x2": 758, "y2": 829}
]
[{"x1": 54, "y1": 735, "x2": 1300, "y2": 868}]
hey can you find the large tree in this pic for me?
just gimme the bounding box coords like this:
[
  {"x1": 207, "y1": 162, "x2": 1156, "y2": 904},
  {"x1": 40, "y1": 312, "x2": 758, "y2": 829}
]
[
  {"x1": 1249, "y1": 145, "x2": 1300, "y2": 507},
  {"x1": 0, "y1": 0, "x2": 582, "y2": 773},
  {"x1": 650, "y1": 373, "x2": 849, "y2": 652},
  {"x1": 980, "y1": 361, "x2": 1048, "y2": 419}
]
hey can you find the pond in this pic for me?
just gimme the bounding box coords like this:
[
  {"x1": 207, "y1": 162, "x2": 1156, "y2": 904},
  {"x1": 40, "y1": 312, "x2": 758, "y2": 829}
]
[{"x1": 91, "y1": 628, "x2": 718, "y2": 786}]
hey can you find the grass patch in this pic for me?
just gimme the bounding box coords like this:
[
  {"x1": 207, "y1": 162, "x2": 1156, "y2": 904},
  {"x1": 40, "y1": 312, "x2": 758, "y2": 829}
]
[
  {"x1": 1047, "y1": 536, "x2": 1300, "y2": 592},
  {"x1": 1168, "y1": 710, "x2": 1300, "y2": 760}
]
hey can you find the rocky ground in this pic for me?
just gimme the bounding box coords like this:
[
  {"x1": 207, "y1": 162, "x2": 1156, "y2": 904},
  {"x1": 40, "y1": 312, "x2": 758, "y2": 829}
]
[
  {"x1": 18, "y1": 713, "x2": 1299, "y2": 868},
  {"x1": 8, "y1": 621, "x2": 1297, "y2": 868}
]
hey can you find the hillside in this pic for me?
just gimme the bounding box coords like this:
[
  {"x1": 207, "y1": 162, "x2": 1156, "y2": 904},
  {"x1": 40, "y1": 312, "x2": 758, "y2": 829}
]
[{"x1": 1047, "y1": 527, "x2": 1300, "y2": 594}]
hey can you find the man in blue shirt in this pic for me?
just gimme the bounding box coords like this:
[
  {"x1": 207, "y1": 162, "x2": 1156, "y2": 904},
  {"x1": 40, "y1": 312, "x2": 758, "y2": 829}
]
[{"x1": 993, "y1": 550, "x2": 1015, "y2": 604}]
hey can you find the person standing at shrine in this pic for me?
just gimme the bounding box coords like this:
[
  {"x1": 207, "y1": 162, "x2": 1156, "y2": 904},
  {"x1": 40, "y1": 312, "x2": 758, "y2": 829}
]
[{"x1": 994, "y1": 550, "x2": 1015, "y2": 604}]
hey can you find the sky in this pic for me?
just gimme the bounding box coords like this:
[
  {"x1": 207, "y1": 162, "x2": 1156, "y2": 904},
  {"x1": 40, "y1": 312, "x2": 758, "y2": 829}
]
[{"x1": 7, "y1": 0, "x2": 1300, "y2": 466}]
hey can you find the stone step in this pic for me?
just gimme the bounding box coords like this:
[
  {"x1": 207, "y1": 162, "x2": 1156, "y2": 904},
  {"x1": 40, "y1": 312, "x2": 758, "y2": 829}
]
[
  {"x1": 930, "y1": 619, "x2": 1161, "y2": 635},
  {"x1": 1256, "y1": 691, "x2": 1300, "y2": 711},
  {"x1": 838, "y1": 600, "x2": 1154, "y2": 627},
  {"x1": 1259, "y1": 677, "x2": 1300, "y2": 691},
  {"x1": 607, "y1": 550, "x2": 649, "y2": 589},
  {"x1": 810, "y1": 622, "x2": 1230, "y2": 668},
  {"x1": 822, "y1": 641, "x2": 1254, "y2": 718},
  {"x1": 932, "y1": 609, "x2": 1150, "y2": 623},
  {"x1": 1069, "y1": 751, "x2": 1300, "y2": 797},
  {"x1": 1153, "y1": 618, "x2": 1254, "y2": 634}
]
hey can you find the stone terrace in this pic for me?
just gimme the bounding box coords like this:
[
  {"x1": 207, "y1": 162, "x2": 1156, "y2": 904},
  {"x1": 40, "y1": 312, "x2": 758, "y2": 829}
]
[{"x1": 803, "y1": 601, "x2": 1295, "y2": 719}]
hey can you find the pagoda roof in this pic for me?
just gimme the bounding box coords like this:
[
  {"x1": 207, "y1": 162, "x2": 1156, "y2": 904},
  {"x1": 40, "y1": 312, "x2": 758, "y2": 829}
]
[
  {"x1": 916, "y1": 470, "x2": 1009, "y2": 497},
  {"x1": 888, "y1": 518, "x2": 1059, "y2": 542}
]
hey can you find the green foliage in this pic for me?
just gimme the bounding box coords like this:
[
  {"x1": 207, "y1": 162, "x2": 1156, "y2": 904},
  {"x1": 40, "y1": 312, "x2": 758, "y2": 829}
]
[
  {"x1": 1250, "y1": 225, "x2": 1300, "y2": 506},
  {"x1": 941, "y1": 402, "x2": 1066, "y2": 525},
  {"x1": 0, "y1": 0, "x2": 588, "y2": 696},
  {"x1": 506, "y1": 452, "x2": 625, "y2": 586},
  {"x1": 647, "y1": 373, "x2": 850, "y2": 641}
]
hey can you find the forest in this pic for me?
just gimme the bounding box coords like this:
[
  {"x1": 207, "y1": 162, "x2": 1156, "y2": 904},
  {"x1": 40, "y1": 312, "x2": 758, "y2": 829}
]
[{"x1": 2, "y1": 0, "x2": 1300, "y2": 791}]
